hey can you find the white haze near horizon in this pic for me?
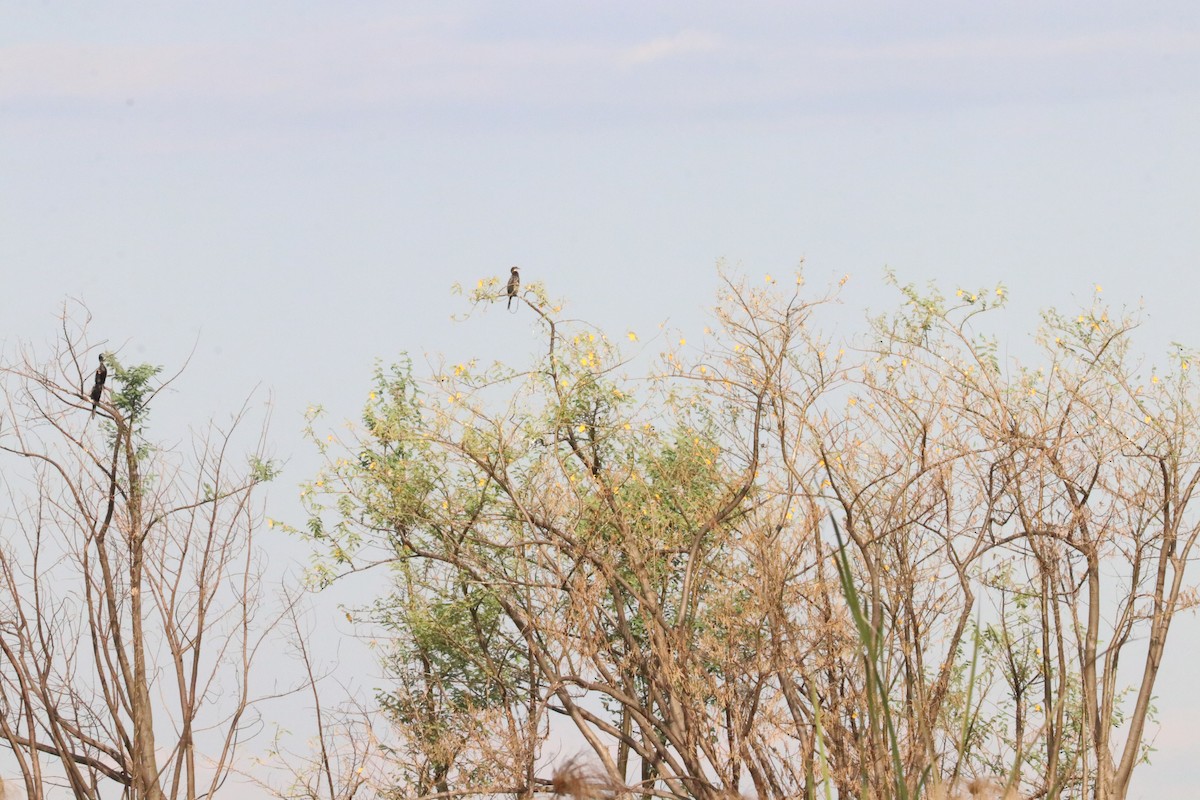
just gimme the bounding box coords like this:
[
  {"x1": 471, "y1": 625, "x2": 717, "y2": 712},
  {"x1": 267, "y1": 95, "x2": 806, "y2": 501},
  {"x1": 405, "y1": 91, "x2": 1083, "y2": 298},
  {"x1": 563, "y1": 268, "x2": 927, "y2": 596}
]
[{"x1": 2, "y1": 2, "x2": 1199, "y2": 797}]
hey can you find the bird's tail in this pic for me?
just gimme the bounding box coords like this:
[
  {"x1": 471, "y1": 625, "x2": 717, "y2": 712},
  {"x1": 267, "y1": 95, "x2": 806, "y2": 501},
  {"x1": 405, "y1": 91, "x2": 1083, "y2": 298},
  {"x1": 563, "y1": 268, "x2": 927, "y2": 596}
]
[{"x1": 508, "y1": 296, "x2": 514, "y2": 310}]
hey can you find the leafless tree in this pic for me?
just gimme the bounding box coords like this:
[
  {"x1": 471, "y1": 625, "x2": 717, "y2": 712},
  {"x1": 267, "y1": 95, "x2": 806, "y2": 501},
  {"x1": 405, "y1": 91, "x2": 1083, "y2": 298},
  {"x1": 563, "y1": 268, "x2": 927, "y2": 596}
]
[{"x1": 0, "y1": 311, "x2": 280, "y2": 800}]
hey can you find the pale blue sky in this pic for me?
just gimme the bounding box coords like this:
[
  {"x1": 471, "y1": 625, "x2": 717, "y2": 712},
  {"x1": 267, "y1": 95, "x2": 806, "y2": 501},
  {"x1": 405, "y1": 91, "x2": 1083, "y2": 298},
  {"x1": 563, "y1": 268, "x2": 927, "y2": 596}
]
[{"x1": 3, "y1": 3, "x2": 1199, "y2": 796}]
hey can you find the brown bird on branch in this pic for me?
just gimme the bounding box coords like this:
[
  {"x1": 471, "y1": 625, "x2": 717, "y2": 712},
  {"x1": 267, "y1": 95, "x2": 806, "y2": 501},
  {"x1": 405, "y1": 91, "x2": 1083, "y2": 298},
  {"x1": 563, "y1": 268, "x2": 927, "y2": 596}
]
[
  {"x1": 89, "y1": 354, "x2": 107, "y2": 416},
  {"x1": 506, "y1": 266, "x2": 520, "y2": 311}
]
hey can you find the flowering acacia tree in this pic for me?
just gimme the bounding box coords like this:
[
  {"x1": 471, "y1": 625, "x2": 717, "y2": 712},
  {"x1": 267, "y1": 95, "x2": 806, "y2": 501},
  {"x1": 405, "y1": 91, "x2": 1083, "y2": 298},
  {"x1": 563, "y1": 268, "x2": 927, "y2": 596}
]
[{"x1": 297, "y1": 273, "x2": 1199, "y2": 800}]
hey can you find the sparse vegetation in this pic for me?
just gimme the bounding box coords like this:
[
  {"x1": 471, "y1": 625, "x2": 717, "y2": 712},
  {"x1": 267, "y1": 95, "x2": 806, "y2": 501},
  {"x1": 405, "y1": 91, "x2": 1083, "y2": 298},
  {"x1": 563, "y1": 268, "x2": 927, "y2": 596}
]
[{"x1": 0, "y1": 316, "x2": 280, "y2": 800}]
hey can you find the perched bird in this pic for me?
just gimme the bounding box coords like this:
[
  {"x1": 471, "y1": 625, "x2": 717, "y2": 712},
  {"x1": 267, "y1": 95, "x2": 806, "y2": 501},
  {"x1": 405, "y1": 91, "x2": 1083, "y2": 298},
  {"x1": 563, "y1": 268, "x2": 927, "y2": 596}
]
[
  {"x1": 506, "y1": 266, "x2": 520, "y2": 310},
  {"x1": 89, "y1": 354, "x2": 107, "y2": 416}
]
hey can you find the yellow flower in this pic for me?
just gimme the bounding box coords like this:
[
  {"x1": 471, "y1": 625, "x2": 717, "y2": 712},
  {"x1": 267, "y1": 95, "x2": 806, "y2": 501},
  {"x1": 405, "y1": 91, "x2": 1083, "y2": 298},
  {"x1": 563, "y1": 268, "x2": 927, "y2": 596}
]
[
  {"x1": 266, "y1": 518, "x2": 275, "y2": 528},
  {"x1": 1145, "y1": 415, "x2": 1152, "y2": 423},
  {"x1": 956, "y1": 289, "x2": 964, "y2": 297},
  {"x1": 1152, "y1": 375, "x2": 1159, "y2": 384},
  {"x1": 679, "y1": 337, "x2": 687, "y2": 346},
  {"x1": 627, "y1": 331, "x2": 638, "y2": 342},
  {"x1": 996, "y1": 287, "x2": 1004, "y2": 297},
  {"x1": 577, "y1": 424, "x2": 586, "y2": 433},
  {"x1": 623, "y1": 423, "x2": 631, "y2": 430},
  {"x1": 1095, "y1": 284, "x2": 1103, "y2": 293},
  {"x1": 765, "y1": 274, "x2": 774, "y2": 284},
  {"x1": 369, "y1": 391, "x2": 377, "y2": 400}
]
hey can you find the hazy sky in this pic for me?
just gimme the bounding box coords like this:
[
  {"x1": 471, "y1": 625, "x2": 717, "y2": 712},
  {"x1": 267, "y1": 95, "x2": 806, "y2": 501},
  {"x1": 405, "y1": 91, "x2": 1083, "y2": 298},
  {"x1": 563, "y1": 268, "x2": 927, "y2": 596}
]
[{"x1": 3, "y1": 3, "x2": 1200, "y2": 796}]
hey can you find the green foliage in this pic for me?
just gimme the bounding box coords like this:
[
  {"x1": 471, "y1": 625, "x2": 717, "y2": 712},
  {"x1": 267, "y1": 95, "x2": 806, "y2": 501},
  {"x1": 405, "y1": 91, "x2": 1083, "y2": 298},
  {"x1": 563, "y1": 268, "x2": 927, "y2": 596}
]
[
  {"x1": 248, "y1": 455, "x2": 281, "y2": 484},
  {"x1": 107, "y1": 357, "x2": 162, "y2": 422}
]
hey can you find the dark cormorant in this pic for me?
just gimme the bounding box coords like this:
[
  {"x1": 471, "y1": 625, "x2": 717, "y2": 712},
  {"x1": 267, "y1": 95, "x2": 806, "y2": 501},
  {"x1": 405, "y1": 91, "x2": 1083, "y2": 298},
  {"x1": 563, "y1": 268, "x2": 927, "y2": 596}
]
[
  {"x1": 506, "y1": 266, "x2": 520, "y2": 310},
  {"x1": 89, "y1": 354, "x2": 107, "y2": 416}
]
